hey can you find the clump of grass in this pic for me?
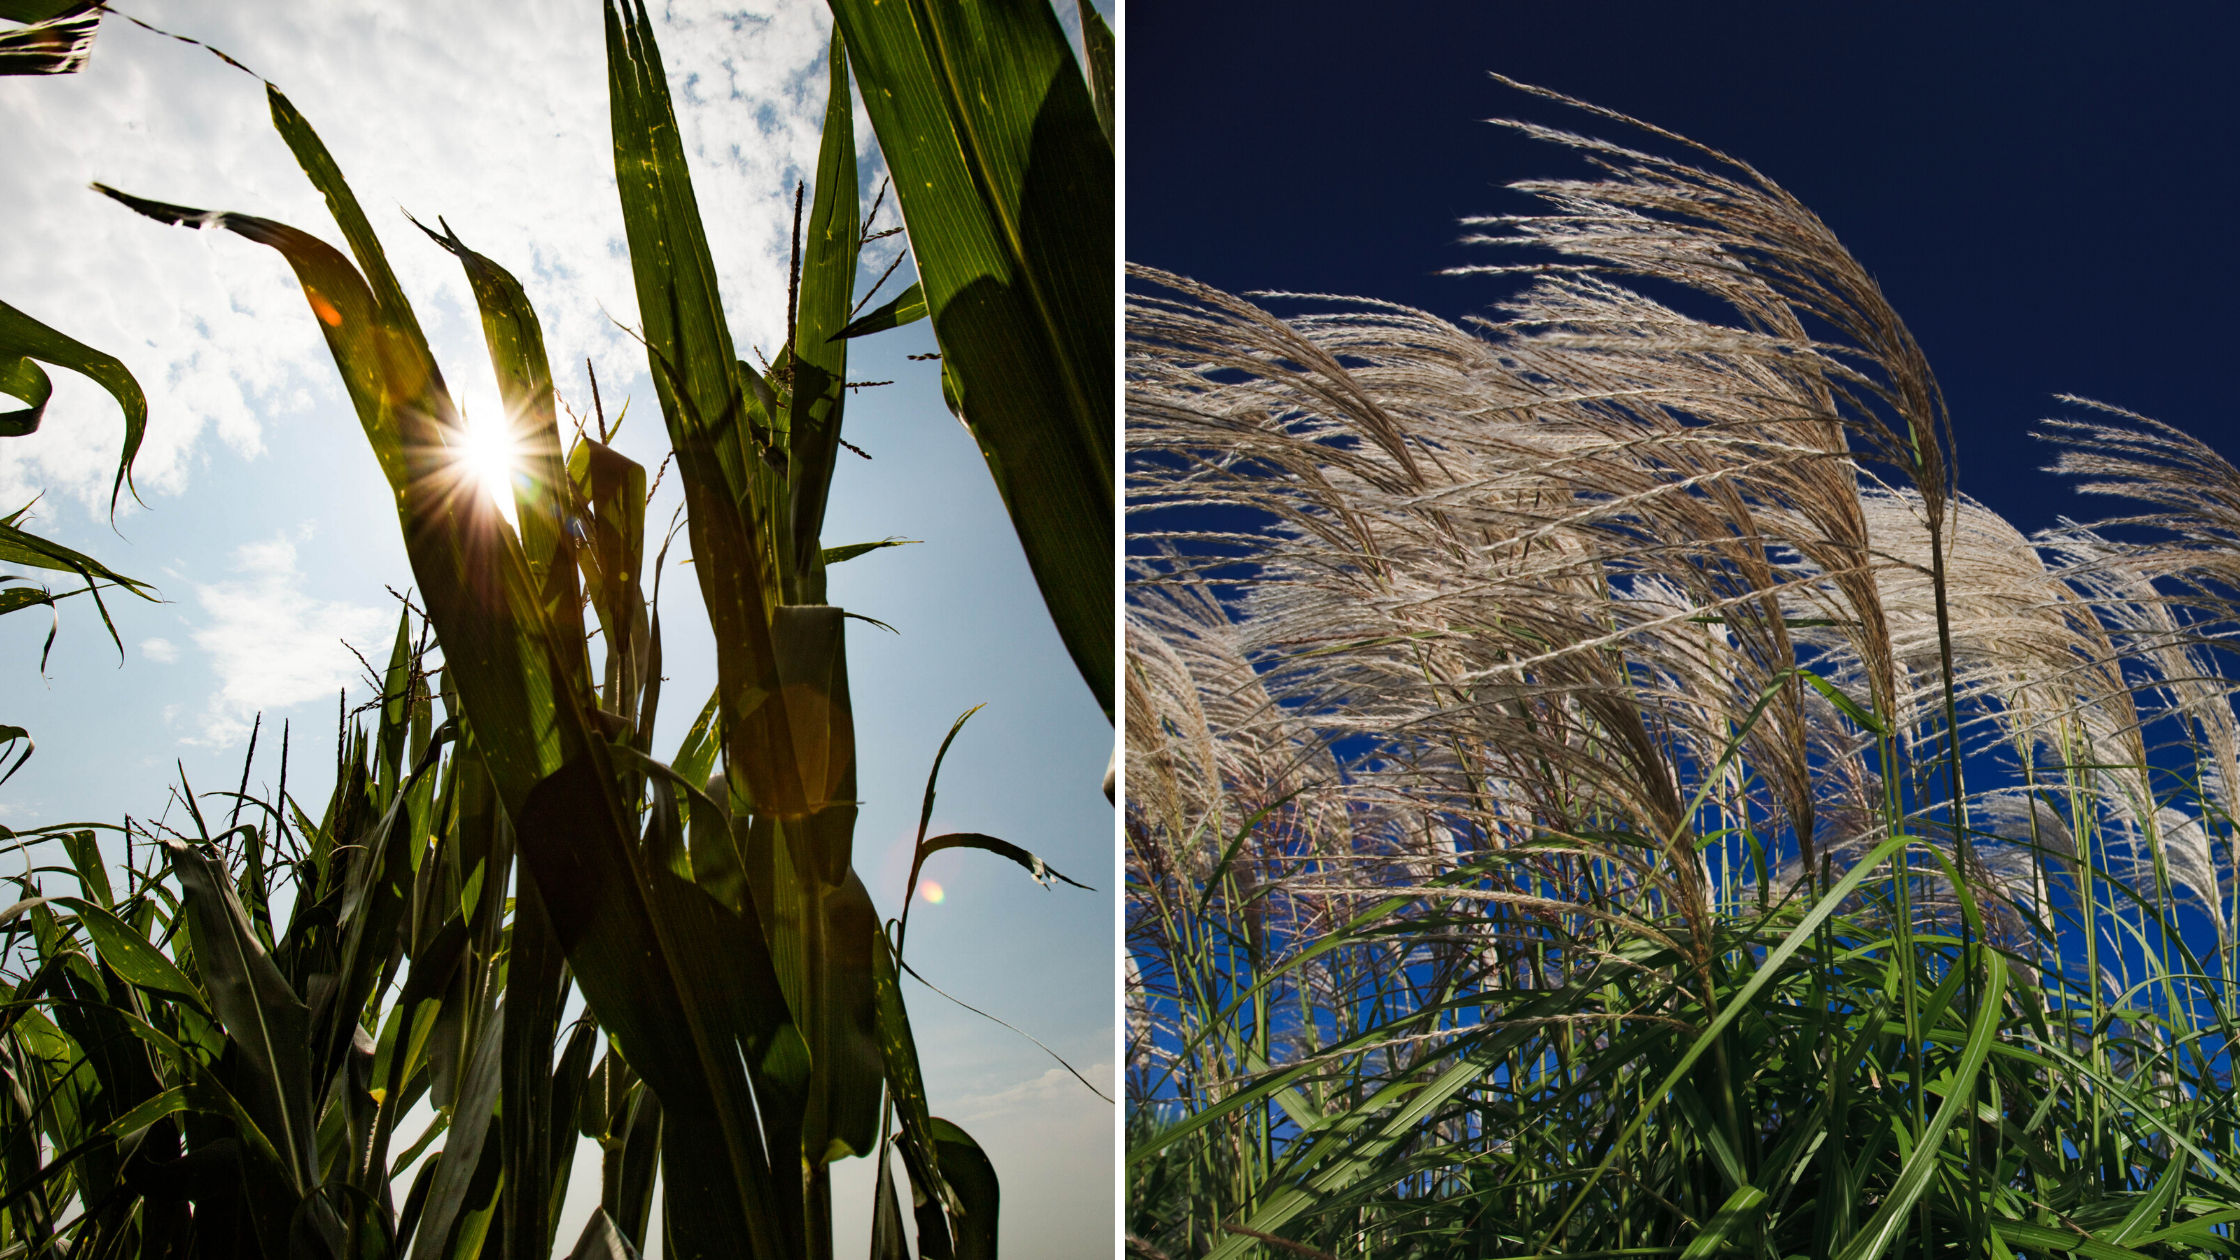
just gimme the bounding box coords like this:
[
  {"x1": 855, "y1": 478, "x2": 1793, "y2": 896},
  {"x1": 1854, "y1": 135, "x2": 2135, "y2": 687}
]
[{"x1": 1127, "y1": 83, "x2": 2240, "y2": 1259}]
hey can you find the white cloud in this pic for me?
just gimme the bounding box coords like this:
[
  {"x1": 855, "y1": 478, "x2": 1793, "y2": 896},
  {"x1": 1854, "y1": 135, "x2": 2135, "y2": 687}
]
[
  {"x1": 139, "y1": 636, "x2": 177, "y2": 663},
  {"x1": 942, "y1": 1060, "x2": 1117, "y2": 1124},
  {"x1": 188, "y1": 534, "x2": 385, "y2": 745}
]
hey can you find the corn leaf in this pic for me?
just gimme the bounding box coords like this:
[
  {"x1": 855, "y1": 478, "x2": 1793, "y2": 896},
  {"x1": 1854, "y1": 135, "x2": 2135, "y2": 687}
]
[
  {"x1": 0, "y1": 297, "x2": 147, "y2": 509},
  {"x1": 820, "y1": 869, "x2": 885, "y2": 1163},
  {"x1": 518, "y1": 752, "x2": 812, "y2": 1260},
  {"x1": 54, "y1": 898, "x2": 203, "y2": 1010},
  {"x1": 872, "y1": 926, "x2": 959, "y2": 1217},
  {"x1": 407, "y1": 976, "x2": 502, "y2": 1260},
  {"x1": 160, "y1": 838, "x2": 319, "y2": 1196},
  {"x1": 829, "y1": 281, "x2": 926, "y2": 342},
  {"x1": 568, "y1": 1206, "x2": 645, "y2": 1260},
  {"x1": 418, "y1": 214, "x2": 589, "y2": 673},
  {"x1": 827, "y1": 0, "x2": 1114, "y2": 719},
  {"x1": 0, "y1": 2, "x2": 96, "y2": 76},
  {"x1": 915, "y1": 832, "x2": 1093, "y2": 891},
  {"x1": 786, "y1": 28, "x2": 861, "y2": 599},
  {"x1": 607, "y1": 0, "x2": 813, "y2": 819},
  {"x1": 822, "y1": 537, "x2": 920, "y2": 566},
  {"x1": 1077, "y1": 0, "x2": 1113, "y2": 144},
  {"x1": 929, "y1": 1117, "x2": 999, "y2": 1260}
]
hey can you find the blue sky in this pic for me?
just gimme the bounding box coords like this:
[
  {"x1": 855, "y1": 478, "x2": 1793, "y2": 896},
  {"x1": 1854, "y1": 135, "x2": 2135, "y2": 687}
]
[{"x1": 1, "y1": 1, "x2": 1114, "y2": 1253}]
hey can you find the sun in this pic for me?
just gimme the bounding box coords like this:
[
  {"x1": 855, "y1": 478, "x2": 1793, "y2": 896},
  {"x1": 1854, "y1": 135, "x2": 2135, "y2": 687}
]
[{"x1": 452, "y1": 392, "x2": 525, "y2": 525}]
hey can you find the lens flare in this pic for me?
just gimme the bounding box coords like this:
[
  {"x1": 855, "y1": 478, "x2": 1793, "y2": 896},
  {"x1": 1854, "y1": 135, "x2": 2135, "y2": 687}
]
[
  {"x1": 919, "y1": 880, "x2": 945, "y2": 905},
  {"x1": 453, "y1": 393, "x2": 523, "y2": 524}
]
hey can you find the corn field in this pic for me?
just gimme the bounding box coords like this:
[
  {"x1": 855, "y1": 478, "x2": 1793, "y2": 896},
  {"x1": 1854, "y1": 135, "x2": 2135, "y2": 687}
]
[
  {"x1": 1125, "y1": 80, "x2": 2240, "y2": 1259},
  {"x1": 0, "y1": 0, "x2": 1111, "y2": 1255}
]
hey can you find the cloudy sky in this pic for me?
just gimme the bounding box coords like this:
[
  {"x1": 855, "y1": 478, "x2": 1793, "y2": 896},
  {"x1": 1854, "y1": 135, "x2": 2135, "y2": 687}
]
[{"x1": 1, "y1": 1, "x2": 1112, "y2": 1253}]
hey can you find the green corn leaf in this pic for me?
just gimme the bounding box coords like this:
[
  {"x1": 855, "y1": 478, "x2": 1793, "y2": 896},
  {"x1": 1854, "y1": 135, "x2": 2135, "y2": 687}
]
[
  {"x1": 822, "y1": 537, "x2": 920, "y2": 567},
  {"x1": 872, "y1": 926, "x2": 958, "y2": 1217},
  {"x1": 0, "y1": 583, "x2": 52, "y2": 614},
  {"x1": 1077, "y1": 0, "x2": 1113, "y2": 143},
  {"x1": 914, "y1": 832, "x2": 1093, "y2": 891},
  {"x1": 567, "y1": 435, "x2": 651, "y2": 706},
  {"x1": 315, "y1": 720, "x2": 454, "y2": 1125},
  {"x1": 607, "y1": 0, "x2": 816, "y2": 820},
  {"x1": 161, "y1": 838, "x2": 318, "y2": 1193},
  {"x1": 0, "y1": 298, "x2": 147, "y2": 509},
  {"x1": 100, "y1": 1083, "x2": 191, "y2": 1138},
  {"x1": 517, "y1": 752, "x2": 812, "y2": 1260},
  {"x1": 376, "y1": 609, "x2": 412, "y2": 790},
  {"x1": 93, "y1": 180, "x2": 573, "y2": 800},
  {"x1": 371, "y1": 923, "x2": 469, "y2": 1173},
  {"x1": 502, "y1": 877, "x2": 572, "y2": 1259},
  {"x1": 408, "y1": 976, "x2": 503, "y2": 1260},
  {"x1": 787, "y1": 28, "x2": 861, "y2": 598},
  {"x1": 568, "y1": 1207, "x2": 645, "y2": 1260},
  {"x1": 55, "y1": 897, "x2": 203, "y2": 1010},
  {"x1": 671, "y1": 686, "x2": 724, "y2": 797},
  {"x1": 870, "y1": 1142, "x2": 910, "y2": 1259},
  {"x1": 545, "y1": 1014, "x2": 603, "y2": 1245},
  {"x1": 58, "y1": 828, "x2": 108, "y2": 906},
  {"x1": 827, "y1": 0, "x2": 1114, "y2": 719},
  {"x1": 929, "y1": 1117, "x2": 999, "y2": 1260},
  {"x1": 608, "y1": 1080, "x2": 663, "y2": 1251},
  {"x1": 0, "y1": 1, "x2": 93, "y2": 21},
  {"x1": 395, "y1": 1153, "x2": 443, "y2": 1251},
  {"x1": 819, "y1": 869, "x2": 886, "y2": 1163},
  {"x1": 0, "y1": 504, "x2": 155, "y2": 666},
  {"x1": 266, "y1": 84, "x2": 437, "y2": 358},
  {"x1": 0, "y1": 354, "x2": 49, "y2": 434},
  {"x1": 417, "y1": 214, "x2": 588, "y2": 674},
  {"x1": 828, "y1": 281, "x2": 926, "y2": 342},
  {"x1": 771, "y1": 603, "x2": 857, "y2": 861},
  {"x1": 0, "y1": 723, "x2": 29, "y2": 786},
  {"x1": 0, "y1": 504, "x2": 152, "y2": 592}
]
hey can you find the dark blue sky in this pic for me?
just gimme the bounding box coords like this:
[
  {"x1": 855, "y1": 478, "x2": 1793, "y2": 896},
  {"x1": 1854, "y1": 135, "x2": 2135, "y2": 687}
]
[{"x1": 1126, "y1": 2, "x2": 2240, "y2": 536}]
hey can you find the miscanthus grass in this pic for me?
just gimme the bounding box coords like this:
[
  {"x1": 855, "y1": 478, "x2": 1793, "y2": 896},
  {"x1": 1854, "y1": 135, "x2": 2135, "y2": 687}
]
[{"x1": 1125, "y1": 81, "x2": 2240, "y2": 1260}]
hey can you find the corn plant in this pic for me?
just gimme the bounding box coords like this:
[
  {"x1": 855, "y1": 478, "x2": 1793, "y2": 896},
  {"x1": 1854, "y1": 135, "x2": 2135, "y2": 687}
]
[
  {"x1": 1127, "y1": 82, "x2": 2240, "y2": 1259},
  {"x1": 17, "y1": 1, "x2": 1099, "y2": 1256},
  {"x1": 0, "y1": 616, "x2": 692, "y2": 1257}
]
